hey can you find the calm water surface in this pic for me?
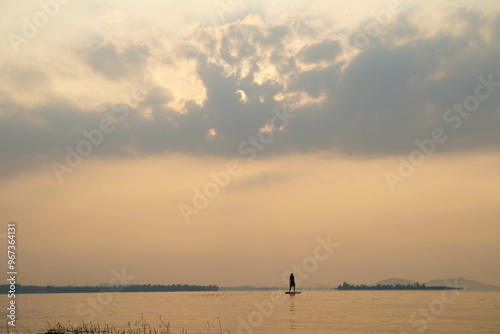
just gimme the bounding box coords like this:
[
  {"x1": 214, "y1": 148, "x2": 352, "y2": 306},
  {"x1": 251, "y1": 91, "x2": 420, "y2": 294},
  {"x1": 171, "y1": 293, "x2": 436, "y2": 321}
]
[{"x1": 6, "y1": 291, "x2": 500, "y2": 333}]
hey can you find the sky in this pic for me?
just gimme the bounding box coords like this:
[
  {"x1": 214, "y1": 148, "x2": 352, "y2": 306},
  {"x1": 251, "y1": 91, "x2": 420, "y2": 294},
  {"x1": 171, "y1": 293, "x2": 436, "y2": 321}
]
[{"x1": 0, "y1": 0, "x2": 499, "y2": 288}]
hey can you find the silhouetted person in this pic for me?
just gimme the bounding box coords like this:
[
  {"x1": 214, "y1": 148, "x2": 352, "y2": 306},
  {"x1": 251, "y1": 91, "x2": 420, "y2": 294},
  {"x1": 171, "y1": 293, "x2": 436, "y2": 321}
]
[{"x1": 289, "y1": 273, "x2": 295, "y2": 293}]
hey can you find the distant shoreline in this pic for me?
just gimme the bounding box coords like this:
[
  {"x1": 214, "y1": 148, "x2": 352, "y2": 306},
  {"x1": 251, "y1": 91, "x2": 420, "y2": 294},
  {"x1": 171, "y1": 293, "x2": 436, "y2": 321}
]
[
  {"x1": 0, "y1": 284, "x2": 219, "y2": 294},
  {"x1": 336, "y1": 282, "x2": 464, "y2": 291}
]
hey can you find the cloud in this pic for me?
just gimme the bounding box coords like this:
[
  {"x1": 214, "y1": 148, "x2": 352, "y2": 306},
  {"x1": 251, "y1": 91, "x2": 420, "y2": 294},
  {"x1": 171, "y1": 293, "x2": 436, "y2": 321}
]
[
  {"x1": 82, "y1": 41, "x2": 150, "y2": 81},
  {"x1": 1, "y1": 7, "x2": 500, "y2": 178},
  {"x1": 298, "y1": 39, "x2": 342, "y2": 64},
  {"x1": 231, "y1": 172, "x2": 288, "y2": 190}
]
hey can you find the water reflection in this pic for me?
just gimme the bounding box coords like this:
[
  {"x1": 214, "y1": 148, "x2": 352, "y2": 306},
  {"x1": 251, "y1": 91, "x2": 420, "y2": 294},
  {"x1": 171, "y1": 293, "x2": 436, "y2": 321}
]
[{"x1": 289, "y1": 295, "x2": 296, "y2": 330}]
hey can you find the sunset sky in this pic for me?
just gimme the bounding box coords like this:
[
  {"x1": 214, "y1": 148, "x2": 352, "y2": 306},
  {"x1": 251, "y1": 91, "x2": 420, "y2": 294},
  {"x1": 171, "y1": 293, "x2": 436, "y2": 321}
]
[{"x1": 1, "y1": 0, "x2": 499, "y2": 288}]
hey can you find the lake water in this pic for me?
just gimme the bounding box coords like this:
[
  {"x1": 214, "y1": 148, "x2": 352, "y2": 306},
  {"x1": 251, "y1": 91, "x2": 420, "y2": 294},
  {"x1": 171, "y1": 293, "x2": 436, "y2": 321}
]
[{"x1": 6, "y1": 291, "x2": 500, "y2": 333}]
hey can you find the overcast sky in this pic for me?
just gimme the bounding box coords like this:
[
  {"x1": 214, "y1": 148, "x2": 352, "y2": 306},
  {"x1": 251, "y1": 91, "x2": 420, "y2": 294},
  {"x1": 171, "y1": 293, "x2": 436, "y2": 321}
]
[{"x1": 1, "y1": 0, "x2": 499, "y2": 287}]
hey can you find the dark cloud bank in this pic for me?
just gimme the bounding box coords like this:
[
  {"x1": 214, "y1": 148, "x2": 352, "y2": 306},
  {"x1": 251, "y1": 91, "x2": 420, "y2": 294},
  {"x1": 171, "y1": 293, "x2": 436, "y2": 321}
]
[{"x1": 1, "y1": 7, "x2": 500, "y2": 178}]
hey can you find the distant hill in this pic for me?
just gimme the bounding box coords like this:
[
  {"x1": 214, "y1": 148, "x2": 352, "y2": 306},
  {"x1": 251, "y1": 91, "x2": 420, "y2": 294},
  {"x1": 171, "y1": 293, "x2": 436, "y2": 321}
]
[
  {"x1": 426, "y1": 277, "x2": 500, "y2": 291},
  {"x1": 375, "y1": 277, "x2": 500, "y2": 291},
  {"x1": 376, "y1": 278, "x2": 415, "y2": 286},
  {"x1": 337, "y1": 281, "x2": 462, "y2": 291}
]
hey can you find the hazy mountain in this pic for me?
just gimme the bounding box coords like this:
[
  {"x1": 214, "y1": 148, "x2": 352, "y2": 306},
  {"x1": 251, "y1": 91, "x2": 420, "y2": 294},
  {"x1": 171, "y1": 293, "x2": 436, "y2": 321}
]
[
  {"x1": 426, "y1": 277, "x2": 500, "y2": 291},
  {"x1": 376, "y1": 278, "x2": 416, "y2": 285},
  {"x1": 374, "y1": 277, "x2": 500, "y2": 291}
]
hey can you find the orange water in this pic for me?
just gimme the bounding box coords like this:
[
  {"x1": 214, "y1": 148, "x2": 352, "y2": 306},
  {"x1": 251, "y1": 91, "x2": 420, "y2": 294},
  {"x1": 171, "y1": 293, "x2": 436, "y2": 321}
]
[{"x1": 6, "y1": 291, "x2": 500, "y2": 333}]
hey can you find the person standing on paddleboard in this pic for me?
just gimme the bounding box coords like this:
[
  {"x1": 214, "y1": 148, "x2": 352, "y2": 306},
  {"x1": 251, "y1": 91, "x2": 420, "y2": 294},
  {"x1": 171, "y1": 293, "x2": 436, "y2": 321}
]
[{"x1": 289, "y1": 273, "x2": 295, "y2": 293}]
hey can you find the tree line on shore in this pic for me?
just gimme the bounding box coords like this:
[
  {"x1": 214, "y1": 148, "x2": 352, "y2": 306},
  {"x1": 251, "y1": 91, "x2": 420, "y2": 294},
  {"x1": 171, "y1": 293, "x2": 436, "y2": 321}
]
[
  {"x1": 336, "y1": 282, "x2": 462, "y2": 290},
  {"x1": 0, "y1": 284, "x2": 219, "y2": 294}
]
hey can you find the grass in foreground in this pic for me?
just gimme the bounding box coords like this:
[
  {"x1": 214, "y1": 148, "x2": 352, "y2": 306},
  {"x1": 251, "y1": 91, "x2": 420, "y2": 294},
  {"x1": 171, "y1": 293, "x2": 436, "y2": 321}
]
[{"x1": 44, "y1": 316, "x2": 227, "y2": 334}]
